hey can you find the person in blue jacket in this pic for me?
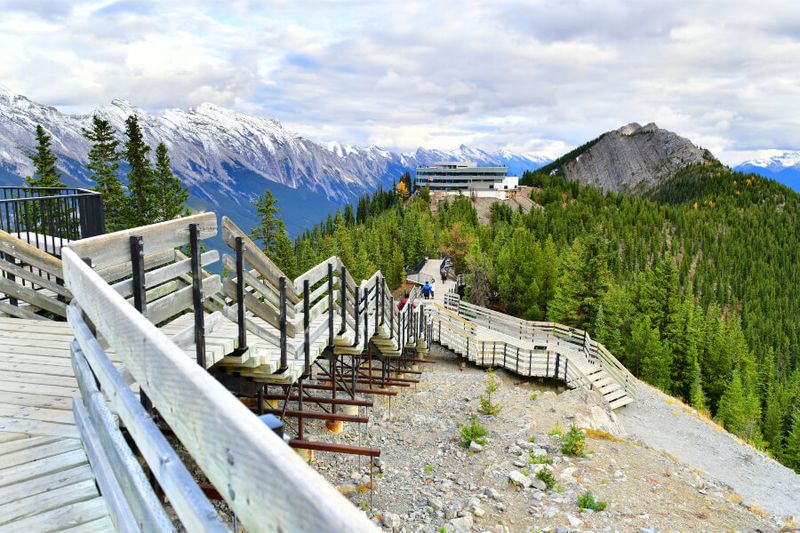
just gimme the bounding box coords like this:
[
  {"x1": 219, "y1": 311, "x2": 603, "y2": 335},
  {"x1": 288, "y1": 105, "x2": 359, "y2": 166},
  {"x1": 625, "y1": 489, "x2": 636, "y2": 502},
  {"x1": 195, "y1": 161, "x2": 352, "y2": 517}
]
[{"x1": 422, "y1": 281, "x2": 431, "y2": 299}]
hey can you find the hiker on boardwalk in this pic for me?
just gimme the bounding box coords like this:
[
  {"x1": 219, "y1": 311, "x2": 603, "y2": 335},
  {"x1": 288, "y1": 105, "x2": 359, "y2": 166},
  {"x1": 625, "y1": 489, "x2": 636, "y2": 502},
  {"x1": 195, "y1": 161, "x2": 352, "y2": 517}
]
[
  {"x1": 429, "y1": 279, "x2": 436, "y2": 299},
  {"x1": 422, "y1": 281, "x2": 432, "y2": 299},
  {"x1": 398, "y1": 291, "x2": 409, "y2": 309}
]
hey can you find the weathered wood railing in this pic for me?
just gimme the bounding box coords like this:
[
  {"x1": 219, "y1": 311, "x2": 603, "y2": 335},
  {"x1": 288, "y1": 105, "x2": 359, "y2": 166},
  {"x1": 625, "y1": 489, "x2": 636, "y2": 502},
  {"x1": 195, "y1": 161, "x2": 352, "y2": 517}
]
[
  {"x1": 0, "y1": 228, "x2": 69, "y2": 319},
  {"x1": 427, "y1": 303, "x2": 593, "y2": 390},
  {"x1": 444, "y1": 292, "x2": 636, "y2": 397},
  {"x1": 63, "y1": 213, "x2": 378, "y2": 531}
]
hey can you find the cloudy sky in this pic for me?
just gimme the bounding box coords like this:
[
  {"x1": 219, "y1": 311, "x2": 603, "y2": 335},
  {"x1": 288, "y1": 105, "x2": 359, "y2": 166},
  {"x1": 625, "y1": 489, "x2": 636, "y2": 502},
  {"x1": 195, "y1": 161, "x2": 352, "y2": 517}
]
[{"x1": 1, "y1": 0, "x2": 799, "y2": 164}]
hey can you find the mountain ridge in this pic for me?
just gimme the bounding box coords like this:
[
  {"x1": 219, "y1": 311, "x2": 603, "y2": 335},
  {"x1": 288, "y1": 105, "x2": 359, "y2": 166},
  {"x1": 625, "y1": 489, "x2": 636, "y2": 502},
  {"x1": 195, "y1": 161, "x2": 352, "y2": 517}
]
[
  {"x1": 734, "y1": 151, "x2": 800, "y2": 191},
  {"x1": 0, "y1": 87, "x2": 549, "y2": 236}
]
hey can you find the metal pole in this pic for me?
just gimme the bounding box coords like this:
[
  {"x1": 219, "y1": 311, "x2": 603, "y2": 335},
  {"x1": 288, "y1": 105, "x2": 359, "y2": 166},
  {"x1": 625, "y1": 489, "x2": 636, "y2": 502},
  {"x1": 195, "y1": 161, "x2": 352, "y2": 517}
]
[
  {"x1": 328, "y1": 263, "x2": 334, "y2": 347},
  {"x1": 304, "y1": 279, "x2": 311, "y2": 376},
  {"x1": 189, "y1": 224, "x2": 207, "y2": 368},
  {"x1": 339, "y1": 265, "x2": 347, "y2": 335},
  {"x1": 235, "y1": 236, "x2": 247, "y2": 353},
  {"x1": 129, "y1": 235, "x2": 152, "y2": 414},
  {"x1": 279, "y1": 277, "x2": 287, "y2": 372}
]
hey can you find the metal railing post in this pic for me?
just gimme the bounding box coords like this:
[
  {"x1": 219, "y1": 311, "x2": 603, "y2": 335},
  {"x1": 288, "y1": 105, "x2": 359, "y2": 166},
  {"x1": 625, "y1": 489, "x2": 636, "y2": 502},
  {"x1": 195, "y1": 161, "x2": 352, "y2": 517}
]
[
  {"x1": 189, "y1": 224, "x2": 206, "y2": 369},
  {"x1": 279, "y1": 277, "x2": 287, "y2": 372},
  {"x1": 235, "y1": 236, "x2": 247, "y2": 353}
]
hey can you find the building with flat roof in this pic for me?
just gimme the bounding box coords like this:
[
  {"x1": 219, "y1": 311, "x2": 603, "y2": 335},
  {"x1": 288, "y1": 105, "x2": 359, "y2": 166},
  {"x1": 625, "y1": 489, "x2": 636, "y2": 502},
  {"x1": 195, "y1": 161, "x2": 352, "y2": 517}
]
[{"x1": 415, "y1": 161, "x2": 519, "y2": 198}]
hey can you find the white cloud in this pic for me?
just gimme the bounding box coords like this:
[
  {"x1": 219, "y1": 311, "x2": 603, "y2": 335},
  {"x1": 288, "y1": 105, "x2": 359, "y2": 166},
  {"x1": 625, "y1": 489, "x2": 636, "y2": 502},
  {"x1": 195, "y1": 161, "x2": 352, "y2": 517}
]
[{"x1": 1, "y1": 0, "x2": 799, "y2": 164}]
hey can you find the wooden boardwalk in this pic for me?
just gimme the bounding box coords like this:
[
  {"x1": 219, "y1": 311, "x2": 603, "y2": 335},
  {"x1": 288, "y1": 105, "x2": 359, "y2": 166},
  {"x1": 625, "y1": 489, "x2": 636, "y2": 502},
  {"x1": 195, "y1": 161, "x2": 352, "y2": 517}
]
[{"x1": 0, "y1": 318, "x2": 114, "y2": 532}]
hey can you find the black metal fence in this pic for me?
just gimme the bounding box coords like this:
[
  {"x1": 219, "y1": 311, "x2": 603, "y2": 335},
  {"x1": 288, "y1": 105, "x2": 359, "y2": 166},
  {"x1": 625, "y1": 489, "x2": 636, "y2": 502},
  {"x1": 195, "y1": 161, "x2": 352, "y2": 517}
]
[{"x1": 0, "y1": 186, "x2": 104, "y2": 257}]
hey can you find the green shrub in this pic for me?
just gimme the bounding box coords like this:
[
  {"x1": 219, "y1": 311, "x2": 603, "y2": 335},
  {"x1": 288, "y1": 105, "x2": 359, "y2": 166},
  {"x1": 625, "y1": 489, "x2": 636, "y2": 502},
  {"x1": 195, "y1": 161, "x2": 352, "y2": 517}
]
[
  {"x1": 459, "y1": 414, "x2": 488, "y2": 448},
  {"x1": 548, "y1": 424, "x2": 563, "y2": 437},
  {"x1": 577, "y1": 490, "x2": 607, "y2": 512},
  {"x1": 424, "y1": 464, "x2": 433, "y2": 473},
  {"x1": 561, "y1": 425, "x2": 586, "y2": 457},
  {"x1": 479, "y1": 368, "x2": 502, "y2": 415},
  {"x1": 529, "y1": 451, "x2": 553, "y2": 465},
  {"x1": 535, "y1": 468, "x2": 556, "y2": 491},
  {"x1": 530, "y1": 392, "x2": 539, "y2": 401}
]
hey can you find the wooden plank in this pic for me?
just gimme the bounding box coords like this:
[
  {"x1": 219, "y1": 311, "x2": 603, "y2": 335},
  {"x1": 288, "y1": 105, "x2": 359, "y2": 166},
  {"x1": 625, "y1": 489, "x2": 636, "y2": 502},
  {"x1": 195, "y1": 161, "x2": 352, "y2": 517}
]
[
  {"x1": 222, "y1": 277, "x2": 288, "y2": 333},
  {"x1": 72, "y1": 361, "x2": 175, "y2": 533},
  {"x1": 0, "y1": 478, "x2": 99, "y2": 526},
  {"x1": 0, "y1": 390, "x2": 73, "y2": 411},
  {"x1": 222, "y1": 253, "x2": 294, "y2": 318},
  {"x1": 0, "y1": 229, "x2": 63, "y2": 278},
  {"x1": 70, "y1": 315, "x2": 226, "y2": 532},
  {"x1": 56, "y1": 515, "x2": 117, "y2": 533},
  {"x1": 0, "y1": 257, "x2": 71, "y2": 298},
  {"x1": 68, "y1": 212, "x2": 217, "y2": 270},
  {"x1": 0, "y1": 350, "x2": 73, "y2": 363},
  {"x1": 0, "y1": 495, "x2": 110, "y2": 533},
  {"x1": 0, "y1": 379, "x2": 79, "y2": 398},
  {"x1": 94, "y1": 248, "x2": 176, "y2": 284},
  {"x1": 0, "y1": 277, "x2": 67, "y2": 317},
  {"x1": 0, "y1": 360, "x2": 75, "y2": 376},
  {"x1": 0, "y1": 438, "x2": 80, "y2": 469},
  {"x1": 63, "y1": 247, "x2": 378, "y2": 532},
  {"x1": 145, "y1": 274, "x2": 221, "y2": 326},
  {"x1": 0, "y1": 448, "x2": 87, "y2": 487},
  {"x1": 0, "y1": 300, "x2": 46, "y2": 321},
  {"x1": 0, "y1": 403, "x2": 75, "y2": 426},
  {"x1": 0, "y1": 432, "x2": 27, "y2": 444},
  {"x1": 0, "y1": 462, "x2": 93, "y2": 503},
  {"x1": 0, "y1": 435, "x2": 60, "y2": 456},
  {"x1": 0, "y1": 369, "x2": 77, "y2": 388},
  {"x1": 112, "y1": 249, "x2": 219, "y2": 298},
  {"x1": 0, "y1": 417, "x2": 78, "y2": 438},
  {"x1": 168, "y1": 310, "x2": 223, "y2": 348},
  {"x1": 220, "y1": 216, "x2": 299, "y2": 304}
]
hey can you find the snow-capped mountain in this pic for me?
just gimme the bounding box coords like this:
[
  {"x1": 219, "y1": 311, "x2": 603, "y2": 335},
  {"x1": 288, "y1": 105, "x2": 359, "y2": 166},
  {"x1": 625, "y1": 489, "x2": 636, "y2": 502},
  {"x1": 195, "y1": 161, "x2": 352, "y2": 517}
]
[
  {"x1": 734, "y1": 152, "x2": 800, "y2": 191},
  {"x1": 0, "y1": 87, "x2": 549, "y2": 235}
]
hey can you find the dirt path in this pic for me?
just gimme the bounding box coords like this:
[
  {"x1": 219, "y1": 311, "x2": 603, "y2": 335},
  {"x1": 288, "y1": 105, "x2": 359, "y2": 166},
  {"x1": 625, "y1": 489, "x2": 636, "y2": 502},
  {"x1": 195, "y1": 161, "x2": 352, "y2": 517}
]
[{"x1": 618, "y1": 380, "x2": 800, "y2": 521}]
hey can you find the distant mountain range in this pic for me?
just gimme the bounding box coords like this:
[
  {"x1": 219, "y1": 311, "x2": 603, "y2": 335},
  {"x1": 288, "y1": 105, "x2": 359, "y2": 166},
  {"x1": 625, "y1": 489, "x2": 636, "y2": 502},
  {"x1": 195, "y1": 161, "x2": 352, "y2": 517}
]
[
  {"x1": 733, "y1": 152, "x2": 800, "y2": 191},
  {"x1": 0, "y1": 87, "x2": 549, "y2": 236}
]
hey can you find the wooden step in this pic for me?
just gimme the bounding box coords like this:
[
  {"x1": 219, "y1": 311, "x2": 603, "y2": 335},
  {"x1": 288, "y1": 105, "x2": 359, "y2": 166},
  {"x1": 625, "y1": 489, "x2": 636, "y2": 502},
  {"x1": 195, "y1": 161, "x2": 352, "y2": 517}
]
[
  {"x1": 604, "y1": 389, "x2": 628, "y2": 404},
  {"x1": 608, "y1": 395, "x2": 633, "y2": 410}
]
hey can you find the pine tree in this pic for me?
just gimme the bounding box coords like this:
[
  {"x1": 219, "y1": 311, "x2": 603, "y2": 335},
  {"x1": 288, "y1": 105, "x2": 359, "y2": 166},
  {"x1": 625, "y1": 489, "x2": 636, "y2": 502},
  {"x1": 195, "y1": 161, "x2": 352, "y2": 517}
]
[
  {"x1": 82, "y1": 116, "x2": 124, "y2": 231},
  {"x1": 26, "y1": 125, "x2": 64, "y2": 187},
  {"x1": 631, "y1": 315, "x2": 672, "y2": 390},
  {"x1": 252, "y1": 190, "x2": 281, "y2": 254},
  {"x1": 121, "y1": 115, "x2": 156, "y2": 227},
  {"x1": 272, "y1": 218, "x2": 297, "y2": 279},
  {"x1": 717, "y1": 370, "x2": 747, "y2": 436},
  {"x1": 782, "y1": 414, "x2": 800, "y2": 471},
  {"x1": 153, "y1": 143, "x2": 188, "y2": 222}
]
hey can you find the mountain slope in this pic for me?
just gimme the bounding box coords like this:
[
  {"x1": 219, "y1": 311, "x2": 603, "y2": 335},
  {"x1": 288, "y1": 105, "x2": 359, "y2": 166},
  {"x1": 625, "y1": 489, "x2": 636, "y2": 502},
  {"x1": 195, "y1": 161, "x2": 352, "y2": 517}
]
[
  {"x1": 538, "y1": 122, "x2": 713, "y2": 194},
  {"x1": 734, "y1": 151, "x2": 800, "y2": 191},
  {"x1": 0, "y1": 87, "x2": 548, "y2": 236}
]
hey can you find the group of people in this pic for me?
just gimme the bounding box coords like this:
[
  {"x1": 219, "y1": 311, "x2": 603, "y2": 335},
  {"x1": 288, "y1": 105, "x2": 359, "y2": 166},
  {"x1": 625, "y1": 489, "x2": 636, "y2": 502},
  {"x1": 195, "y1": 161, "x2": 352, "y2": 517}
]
[{"x1": 422, "y1": 279, "x2": 436, "y2": 300}]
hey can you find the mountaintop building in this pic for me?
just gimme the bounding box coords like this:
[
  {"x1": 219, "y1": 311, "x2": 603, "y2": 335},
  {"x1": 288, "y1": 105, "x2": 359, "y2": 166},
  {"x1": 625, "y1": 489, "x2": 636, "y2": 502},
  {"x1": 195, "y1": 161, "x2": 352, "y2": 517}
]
[{"x1": 415, "y1": 161, "x2": 519, "y2": 198}]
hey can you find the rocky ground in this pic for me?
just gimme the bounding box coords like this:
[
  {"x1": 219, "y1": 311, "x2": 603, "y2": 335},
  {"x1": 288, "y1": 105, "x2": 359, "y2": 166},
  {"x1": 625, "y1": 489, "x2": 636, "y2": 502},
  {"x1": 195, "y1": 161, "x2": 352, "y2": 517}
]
[{"x1": 303, "y1": 345, "x2": 797, "y2": 532}]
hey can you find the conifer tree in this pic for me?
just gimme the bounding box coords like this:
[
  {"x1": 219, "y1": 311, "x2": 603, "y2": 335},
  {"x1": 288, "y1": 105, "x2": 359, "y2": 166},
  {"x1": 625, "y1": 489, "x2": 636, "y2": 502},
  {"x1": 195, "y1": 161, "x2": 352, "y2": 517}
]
[
  {"x1": 631, "y1": 315, "x2": 672, "y2": 390},
  {"x1": 783, "y1": 415, "x2": 800, "y2": 471},
  {"x1": 153, "y1": 143, "x2": 188, "y2": 222},
  {"x1": 121, "y1": 115, "x2": 156, "y2": 227},
  {"x1": 26, "y1": 125, "x2": 64, "y2": 187},
  {"x1": 251, "y1": 189, "x2": 281, "y2": 255},
  {"x1": 82, "y1": 116, "x2": 124, "y2": 230},
  {"x1": 272, "y1": 218, "x2": 297, "y2": 278},
  {"x1": 717, "y1": 369, "x2": 747, "y2": 436}
]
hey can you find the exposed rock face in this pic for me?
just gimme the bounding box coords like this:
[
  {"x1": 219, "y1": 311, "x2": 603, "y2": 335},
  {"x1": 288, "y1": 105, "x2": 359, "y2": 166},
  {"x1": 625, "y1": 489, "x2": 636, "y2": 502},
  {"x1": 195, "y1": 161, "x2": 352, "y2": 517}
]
[{"x1": 562, "y1": 122, "x2": 711, "y2": 193}]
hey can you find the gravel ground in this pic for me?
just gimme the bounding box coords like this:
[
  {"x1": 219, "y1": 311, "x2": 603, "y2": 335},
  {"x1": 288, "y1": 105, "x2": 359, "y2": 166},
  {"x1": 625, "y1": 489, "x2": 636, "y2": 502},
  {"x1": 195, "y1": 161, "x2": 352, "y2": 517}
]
[
  {"x1": 308, "y1": 345, "x2": 789, "y2": 532},
  {"x1": 618, "y1": 380, "x2": 800, "y2": 522}
]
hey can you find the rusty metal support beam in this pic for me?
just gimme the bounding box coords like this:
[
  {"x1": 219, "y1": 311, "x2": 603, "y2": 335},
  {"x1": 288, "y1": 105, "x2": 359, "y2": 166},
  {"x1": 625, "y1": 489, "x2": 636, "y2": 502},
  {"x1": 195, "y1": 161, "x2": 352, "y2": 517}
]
[{"x1": 288, "y1": 439, "x2": 381, "y2": 458}]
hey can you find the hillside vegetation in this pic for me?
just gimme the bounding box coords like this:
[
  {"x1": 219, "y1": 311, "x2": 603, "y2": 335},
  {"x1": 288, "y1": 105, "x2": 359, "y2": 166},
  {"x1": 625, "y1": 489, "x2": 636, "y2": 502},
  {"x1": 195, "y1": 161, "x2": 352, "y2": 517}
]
[{"x1": 270, "y1": 161, "x2": 800, "y2": 472}]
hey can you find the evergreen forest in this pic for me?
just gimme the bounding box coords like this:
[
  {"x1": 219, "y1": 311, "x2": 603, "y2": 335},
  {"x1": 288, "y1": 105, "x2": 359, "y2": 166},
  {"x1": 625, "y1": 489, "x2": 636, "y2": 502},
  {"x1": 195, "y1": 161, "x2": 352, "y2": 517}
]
[{"x1": 261, "y1": 161, "x2": 800, "y2": 472}]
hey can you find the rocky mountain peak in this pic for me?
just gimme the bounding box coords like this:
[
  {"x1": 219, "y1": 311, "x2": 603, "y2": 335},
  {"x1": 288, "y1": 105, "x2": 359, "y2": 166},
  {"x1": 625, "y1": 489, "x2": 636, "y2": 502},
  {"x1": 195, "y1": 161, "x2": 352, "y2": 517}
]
[{"x1": 561, "y1": 122, "x2": 713, "y2": 194}]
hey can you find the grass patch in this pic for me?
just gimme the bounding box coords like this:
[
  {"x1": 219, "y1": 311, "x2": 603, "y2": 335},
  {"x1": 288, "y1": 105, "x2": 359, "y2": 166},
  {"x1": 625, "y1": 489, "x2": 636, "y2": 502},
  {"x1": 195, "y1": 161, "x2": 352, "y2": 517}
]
[
  {"x1": 529, "y1": 392, "x2": 539, "y2": 401},
  {"x1": 561, "y1": 425, "x2": 587, "y2": 457},
  {"x1": 548, "y1": 424, "x2": 564, "y2": 437},
  {"x1": 424, "y1": 464, "x2": 433, "y2": 474},
  {"x1": 577, "y1": 490, "x2": 607, "y2": 512},
  {"x1": 459, "y1": 414, "x2": 488, "y2": 448},
  {"x1": 529, "y1": 451, "x2": 553, "y2": 465},
  {"x1": 583, "y1": 428, "x2": 624, "y2": 442},
  {"x1": 535, "y1": 468, "x2": 557, "y2": 491}
]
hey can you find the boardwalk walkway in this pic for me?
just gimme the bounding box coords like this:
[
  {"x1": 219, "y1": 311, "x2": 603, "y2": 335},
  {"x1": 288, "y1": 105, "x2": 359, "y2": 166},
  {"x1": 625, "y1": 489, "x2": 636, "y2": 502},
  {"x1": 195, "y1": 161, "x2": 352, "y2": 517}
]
[{"x1": 0, "y1": 318, "x2": 114, "y2": 532}]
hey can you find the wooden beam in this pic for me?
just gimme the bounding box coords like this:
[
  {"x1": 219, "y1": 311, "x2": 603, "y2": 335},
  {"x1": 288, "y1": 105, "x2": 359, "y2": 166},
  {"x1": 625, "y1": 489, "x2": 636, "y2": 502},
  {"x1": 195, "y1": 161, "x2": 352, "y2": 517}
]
[
  {"x1": 62, "y1": 248, "x2": 377, "y2": 532},
  {"x1": 68, "y1": 212, "x2": 217, "y2": 270},
  {"x1": 0, "y1": 229, "x2": 63, "y2": 278}
]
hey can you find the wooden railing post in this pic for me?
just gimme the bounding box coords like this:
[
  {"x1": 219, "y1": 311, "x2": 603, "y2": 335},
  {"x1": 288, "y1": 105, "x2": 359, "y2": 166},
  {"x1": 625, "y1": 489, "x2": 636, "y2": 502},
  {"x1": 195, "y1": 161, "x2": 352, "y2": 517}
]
[
  {"x1": 303, "y1": 279, "x2": 311, "y2": 377},
  {"x1": 327, "y1": 263, "x2": 334, "y2": 347},
  {"x1": 339, "y1": 265, "x2": 346, "y2": 335},
  {"x1": 129, "y1": 235, "x2": 152, "y2": 413},
  {"x1": 279, "y1": 276, "x2": 287, "y2": 373},
  {"x1": 189, "y1": 224, "x2": 206, "y2": 368},
  {"x1": 235, "y1": 236, "x2": 247, "y2": 353}
]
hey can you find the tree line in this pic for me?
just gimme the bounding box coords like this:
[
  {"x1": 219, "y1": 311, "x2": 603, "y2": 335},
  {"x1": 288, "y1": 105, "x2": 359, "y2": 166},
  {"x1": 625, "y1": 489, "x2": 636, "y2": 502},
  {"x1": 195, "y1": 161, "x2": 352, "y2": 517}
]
[
  {"x1": 262, "y1": 162, "x2": 800, "y2": 472},
  {"x1": 25, "y1": 117, "x2": 188, "y2": 232}
]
